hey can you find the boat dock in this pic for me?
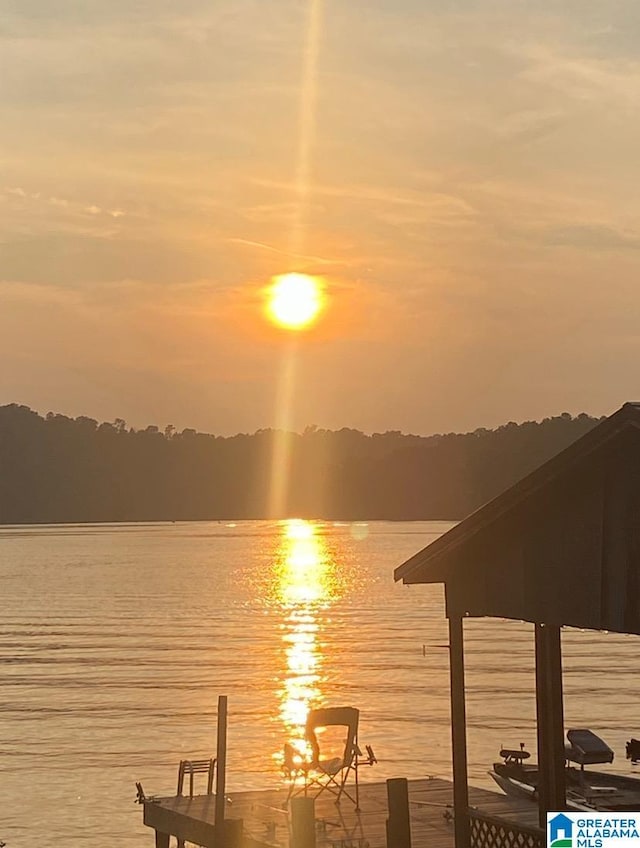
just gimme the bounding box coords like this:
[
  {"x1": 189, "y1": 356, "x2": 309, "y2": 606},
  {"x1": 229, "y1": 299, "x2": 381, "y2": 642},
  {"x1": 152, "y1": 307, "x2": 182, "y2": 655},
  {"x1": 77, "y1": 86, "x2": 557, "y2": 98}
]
[{"x1": 141, "y1": 777, "x2": 543, "y2": 848}]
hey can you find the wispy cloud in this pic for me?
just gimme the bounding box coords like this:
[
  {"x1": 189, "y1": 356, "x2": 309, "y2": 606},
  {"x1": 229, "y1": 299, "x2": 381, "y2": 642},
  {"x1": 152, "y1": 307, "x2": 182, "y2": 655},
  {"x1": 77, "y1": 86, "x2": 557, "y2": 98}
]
[
  {"x1": 226, "y1": 237, "x2": 338, "y2": 267},
  {"x1": 515, "y1": 42, "x2": 640, "y2": 107},
  {"x1": 537, "y1": 223, "x2": 640, "y2": 251},
  {"x1": 2, "y1": 186, "x2": 126, "y2": 219},
  {"x1": 251, "y1": 177, "x2": 476, "y2": 218}
]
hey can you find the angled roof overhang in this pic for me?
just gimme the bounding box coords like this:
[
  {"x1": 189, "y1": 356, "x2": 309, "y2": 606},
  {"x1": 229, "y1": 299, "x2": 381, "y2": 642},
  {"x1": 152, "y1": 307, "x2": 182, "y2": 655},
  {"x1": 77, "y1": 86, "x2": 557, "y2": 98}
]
[{"x1": 394, "y1": 403, "x2": 640, "y2": 633}]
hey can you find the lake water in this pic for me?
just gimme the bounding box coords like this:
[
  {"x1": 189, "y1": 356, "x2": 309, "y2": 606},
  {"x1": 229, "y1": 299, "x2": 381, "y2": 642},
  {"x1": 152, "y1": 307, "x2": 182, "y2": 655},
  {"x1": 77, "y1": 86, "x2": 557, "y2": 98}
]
[{"x1": 2, "y1": 520, "x2": 640, "y2": 847}]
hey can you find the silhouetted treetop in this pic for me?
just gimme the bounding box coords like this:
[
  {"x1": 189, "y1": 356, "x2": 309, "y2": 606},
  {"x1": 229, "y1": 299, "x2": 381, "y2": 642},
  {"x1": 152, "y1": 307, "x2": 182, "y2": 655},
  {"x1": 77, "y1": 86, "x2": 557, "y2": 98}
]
[{"x1": 0, "y1": 403, "x2": 603, "y2": 523}]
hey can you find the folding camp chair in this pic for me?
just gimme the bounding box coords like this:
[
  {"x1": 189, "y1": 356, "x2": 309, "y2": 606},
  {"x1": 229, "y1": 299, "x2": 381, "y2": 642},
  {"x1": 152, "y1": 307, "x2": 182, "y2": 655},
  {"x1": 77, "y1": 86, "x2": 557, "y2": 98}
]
[{"x1": 284, "y1": 706, "x2": 377, "y2": 810}]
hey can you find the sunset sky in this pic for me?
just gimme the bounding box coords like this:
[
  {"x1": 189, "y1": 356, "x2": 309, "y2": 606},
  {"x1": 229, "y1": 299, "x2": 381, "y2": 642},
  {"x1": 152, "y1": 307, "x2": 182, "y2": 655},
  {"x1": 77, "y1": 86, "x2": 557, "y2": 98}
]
[{"x1": 3, "y1": 0, "x2": 640, "y2": 436}]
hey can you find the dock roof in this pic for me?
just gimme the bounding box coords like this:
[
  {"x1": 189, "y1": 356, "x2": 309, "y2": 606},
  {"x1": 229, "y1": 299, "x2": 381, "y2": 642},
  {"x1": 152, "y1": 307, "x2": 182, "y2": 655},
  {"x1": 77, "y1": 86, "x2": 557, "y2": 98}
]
[{"x1": 394, "y1": 402, "x2": 640, "y2": 633}]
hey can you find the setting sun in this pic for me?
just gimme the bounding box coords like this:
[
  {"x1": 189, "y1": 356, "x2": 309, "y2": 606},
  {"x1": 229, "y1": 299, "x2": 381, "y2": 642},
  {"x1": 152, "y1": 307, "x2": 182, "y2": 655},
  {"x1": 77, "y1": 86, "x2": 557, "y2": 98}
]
[{"x1": 266, "y1": 273, "x2": 325, "y2": 330}]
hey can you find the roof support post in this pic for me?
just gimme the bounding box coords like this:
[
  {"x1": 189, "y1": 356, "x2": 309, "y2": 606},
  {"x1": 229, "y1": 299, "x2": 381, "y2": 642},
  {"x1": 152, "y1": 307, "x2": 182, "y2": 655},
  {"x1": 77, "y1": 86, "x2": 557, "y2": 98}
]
[
  {"x1": 535, "y1": 623, "x2": 566, "y2": 828},
  {"x1": 449, "y1": 614, "x2": 470, "y2": 848}
]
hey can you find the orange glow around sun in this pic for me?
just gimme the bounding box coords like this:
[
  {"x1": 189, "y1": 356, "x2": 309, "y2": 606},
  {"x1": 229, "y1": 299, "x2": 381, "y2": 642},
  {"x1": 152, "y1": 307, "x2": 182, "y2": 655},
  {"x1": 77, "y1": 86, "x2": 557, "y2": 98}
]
[{"x1": 266, "y1": 273, "x2": 325, "y2": 330}]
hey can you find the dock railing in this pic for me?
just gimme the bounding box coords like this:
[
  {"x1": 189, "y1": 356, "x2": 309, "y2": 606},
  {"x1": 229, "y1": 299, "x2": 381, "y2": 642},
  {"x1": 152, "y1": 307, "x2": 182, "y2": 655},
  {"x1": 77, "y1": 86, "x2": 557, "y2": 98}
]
[{"x1": 469, "y1": 809, "x2": 544, "y2": 848}]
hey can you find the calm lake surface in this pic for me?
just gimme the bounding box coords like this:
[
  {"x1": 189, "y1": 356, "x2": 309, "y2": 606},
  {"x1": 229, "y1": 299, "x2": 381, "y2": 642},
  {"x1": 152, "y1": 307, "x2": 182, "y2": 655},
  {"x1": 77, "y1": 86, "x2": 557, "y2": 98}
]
[{"x1": 2, "y1": 520, "x2": 640, "y2": 847}]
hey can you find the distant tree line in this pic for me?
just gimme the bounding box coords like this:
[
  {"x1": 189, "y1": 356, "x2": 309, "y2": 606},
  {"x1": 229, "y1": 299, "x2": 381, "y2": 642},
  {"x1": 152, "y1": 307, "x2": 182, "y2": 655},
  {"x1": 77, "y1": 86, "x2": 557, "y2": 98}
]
[{"x1": 0, "y1": 404, "x2": 603, "y2": 523}]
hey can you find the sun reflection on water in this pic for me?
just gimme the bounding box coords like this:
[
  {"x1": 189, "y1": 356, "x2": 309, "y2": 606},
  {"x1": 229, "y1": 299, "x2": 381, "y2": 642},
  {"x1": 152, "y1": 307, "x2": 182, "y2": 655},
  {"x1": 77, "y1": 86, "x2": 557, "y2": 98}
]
[{"x1": 272, "y1": 519, "x2": 340, "y2": 758}]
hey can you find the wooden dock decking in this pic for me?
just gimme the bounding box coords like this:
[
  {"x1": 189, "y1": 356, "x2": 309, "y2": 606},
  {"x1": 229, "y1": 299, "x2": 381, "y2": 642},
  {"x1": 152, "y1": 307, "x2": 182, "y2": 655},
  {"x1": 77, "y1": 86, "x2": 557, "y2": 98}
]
[{"x1": 142, "y1": 777, "x2": 542, "y2": 848}]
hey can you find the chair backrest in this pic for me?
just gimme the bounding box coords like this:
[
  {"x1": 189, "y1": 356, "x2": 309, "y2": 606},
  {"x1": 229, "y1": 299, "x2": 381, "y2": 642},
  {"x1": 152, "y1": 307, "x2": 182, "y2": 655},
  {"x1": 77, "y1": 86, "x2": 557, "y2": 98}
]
[{"x1": 305, "y1": 706, "x2": 359, "y2": 768}]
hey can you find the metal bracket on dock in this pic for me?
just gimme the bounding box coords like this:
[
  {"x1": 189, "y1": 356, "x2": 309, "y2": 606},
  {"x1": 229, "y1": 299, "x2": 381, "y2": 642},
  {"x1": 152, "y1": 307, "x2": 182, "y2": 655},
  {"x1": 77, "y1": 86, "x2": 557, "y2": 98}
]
[{"x1": 135, "y1": 782, "x2": 160, "y2": 805}]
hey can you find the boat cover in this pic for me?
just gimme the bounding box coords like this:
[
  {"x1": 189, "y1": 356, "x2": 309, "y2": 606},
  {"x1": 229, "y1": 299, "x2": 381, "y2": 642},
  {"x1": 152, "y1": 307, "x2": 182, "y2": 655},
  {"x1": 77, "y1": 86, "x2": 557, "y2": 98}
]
[{"x1": 565, "y1": 729, "x2": 614, "y2": 765}]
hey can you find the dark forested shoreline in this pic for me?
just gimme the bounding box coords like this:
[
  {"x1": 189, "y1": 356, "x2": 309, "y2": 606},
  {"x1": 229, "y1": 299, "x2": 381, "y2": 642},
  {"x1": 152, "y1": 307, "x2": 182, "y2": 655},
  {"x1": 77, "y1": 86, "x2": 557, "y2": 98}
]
[{"x1": 0, "y1": 403, "x2": 603, "y2": 524}]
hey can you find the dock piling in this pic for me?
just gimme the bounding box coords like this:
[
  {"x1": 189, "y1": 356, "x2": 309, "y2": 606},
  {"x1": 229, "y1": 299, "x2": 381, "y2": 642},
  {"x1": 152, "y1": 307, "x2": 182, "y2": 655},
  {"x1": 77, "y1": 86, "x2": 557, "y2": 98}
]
[
  {"x1": 216, "y1": 695, "x2": 229, "y2": 845},
  {"x1": 291, "y1": 796, "x2": 316, "y2": 848},
  {"x1": 224, "y1": 817, "x2": 244, "y2": 848},
  {"x1": 386, "y1": 778, "x2": 411, "y2": 848},
  {"x1": 154, "y1": 830, "x2": 170, "y2": 848}
]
